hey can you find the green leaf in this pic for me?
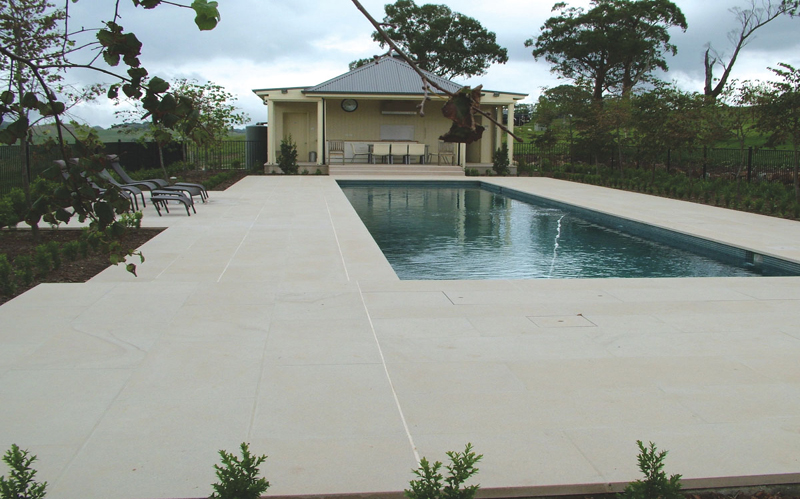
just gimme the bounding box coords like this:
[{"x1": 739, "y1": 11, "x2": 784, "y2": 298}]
[
  {"x1": 133, "y1": 0, "x2": 161, "y2": 8},
  {"x1": 107, "y1": 85, "x2": 119, "y2": 99},
  {"x1": 22, "y1": 92, "x2": 40, "y2": 108},
  {"x1": 126, "y1": 263, "x2": 138, "y2": 276},
  {"x1": 7, "y1": 117, "x2": 29, "y2": 140},
  {"x1": 55, "y1": 208, "x2": 72, "y2": 223},
  {"x1": 0, "y1": 90, "x2": 14, "y2": 104},
  {"x1": 162, "y1": 113, "x2": 179, "y2": 128},
  {"x1": 37, "y1": 101, "x2": 65, "y2": 116},
  {"x1": 192, "y1": 0, "x2": 220, "y2": 30},
  {"x1": 0, "y1": 129, "x2": 15, "y2": 145},
  {"x1": 95, "y1": 201, "x2": 114, "y2": 227},
  {"x1": 148, "y1": 76, "x2": 170, "y2": 94},
  {"x1": 158, "y1": 93, "x2": 177, "y2": 112}
]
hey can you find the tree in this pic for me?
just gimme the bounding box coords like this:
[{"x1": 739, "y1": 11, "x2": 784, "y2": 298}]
[
  {"x1": 526, "y1": 0, "x2": 687, "y2": 101},
  {"x1": 533, "y1": 84, "x2": 592, "y2": 150},
  {"x1": 747, "y1": 63, "x2": 800, "y2": 198},
  {"x1": 0, "y1": 0, "x2": 220, "y2": 274},
  {"x1": 171, "y1": 79, "x2": 249, "y2": 142},
  {"x1": 360, "y1": 0, "x2": 508, "y2": 79},
  {"x1": 0, "y1": 0, "x2": 66, "y2": 240},
  {"x1": 631, "y1": 82, "x2": 705, "y2": 167},
  {"x1": 116, "y1": 78, "x2": 249, "y2": 174},
  {"x1": 703, "y1": 0, "x2": 800, "y2": 101}
]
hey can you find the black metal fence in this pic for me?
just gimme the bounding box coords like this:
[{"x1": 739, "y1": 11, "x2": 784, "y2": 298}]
[
  {"x1": 0, "y1": 140, "x2": 262, "y2": 196},
  {"x1": 513, "y1": 143, "x2": 799, "y2": 182}
]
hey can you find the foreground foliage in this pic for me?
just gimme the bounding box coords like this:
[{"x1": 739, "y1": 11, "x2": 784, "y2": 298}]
[
  {"x1": 405, "y1": 443, "x2": 482, "y2": 499},
  {"x1": 209, "y1": 443, "x2": 269, "y2": 499},
  {"x1": 534, "y1": 162, "x2": 800, "y2": 219},
  {"x1": 618, "y1": 441, "x2": 683, "y2": 499},
  {"x1": 0, "y1": 445, "x2": 47, "y2": 499}
]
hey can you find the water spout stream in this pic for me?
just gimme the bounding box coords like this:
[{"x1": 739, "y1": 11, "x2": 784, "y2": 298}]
[{"x1": 547, "y1": 215, "x2": 565, "y2": 278}]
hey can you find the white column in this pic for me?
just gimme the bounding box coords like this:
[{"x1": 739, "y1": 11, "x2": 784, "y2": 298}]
[
  {"x1": 267, "y1": 100, "x2": 276, "y2": 164},
  {"x1": 507, "y1": 102, "x2": 515, "y2": 165},
  {"x1": 317, "y1": 99, "x2": 324, "y2": 165},
  {"x1": 495, "y1": 106, "x2": 502, "y2": 153}
]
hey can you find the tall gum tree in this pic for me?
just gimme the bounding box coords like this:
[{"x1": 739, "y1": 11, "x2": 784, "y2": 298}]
[
  {"x1": 526, "y1": 0, "x2": 687, "y2": 101},
  {"x1": 704, "y1": 0, "x2": 800, "y2": 102},
  {"x1": 352, "y1": 0, "x2": 508, "y2": 79}
]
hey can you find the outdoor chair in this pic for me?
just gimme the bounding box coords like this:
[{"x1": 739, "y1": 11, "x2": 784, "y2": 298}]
[
  {"x1": 389, "y1": 143, "x2": 408, "y2": 164},
  {"x1": 405, "y1": 143, "x2": 426, "y2": 164},
  {"x1": 429, "y1": 141, "x2": 455, "y2": 165},
  {"x1": 96, "y1": 169, "x2": 147, "y2": 208},
  {"x1": 371, "y1": 143, "x2": 391, "y2": 164},
  {"x1": 328, "y1": 141, "x2": 345, "y2": 164},
  {"x1": 107, "y1": 155, "x2": 207, "y2": 203},
  {"x1": 150, "y1": 191, "x2": 195, "y2": 216},
  {"x1": 55, "y1": 160, "x2": 140, "y2": 211},
  {"x1": 350, "y1": 142, "x2": 371, "y2": 163}
]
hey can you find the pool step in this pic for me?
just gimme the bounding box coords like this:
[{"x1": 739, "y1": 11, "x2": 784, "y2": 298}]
[{"x1": 329, "y1": 163, "x2": 464, "y2": 176}]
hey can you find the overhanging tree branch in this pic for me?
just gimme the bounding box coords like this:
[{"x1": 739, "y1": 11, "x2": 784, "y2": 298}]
[{"x1": 349, "y1": 0, "x2": 522, "y2": 142}]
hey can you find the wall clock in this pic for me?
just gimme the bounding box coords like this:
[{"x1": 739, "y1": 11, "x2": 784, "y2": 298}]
[{"x1": 341, "y1": 99, "x2": 358, "y2": 112}]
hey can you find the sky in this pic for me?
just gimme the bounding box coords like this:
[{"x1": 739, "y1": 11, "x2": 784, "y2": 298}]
[{"x1": 60, "y1": 0, "x2": 800, "y2": 128}]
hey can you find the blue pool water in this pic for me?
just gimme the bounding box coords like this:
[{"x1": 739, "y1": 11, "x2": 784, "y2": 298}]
[{"x1": 340, "y1": 183, "x2": 792, "y2": 280}]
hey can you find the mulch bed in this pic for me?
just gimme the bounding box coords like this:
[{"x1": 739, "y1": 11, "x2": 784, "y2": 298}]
[
  {"x1": 0, "y1": 170, "x2": 252, "y2": 305},
  {"x1": 0, "y1": 228, "x2": 164, "y2": 306}
]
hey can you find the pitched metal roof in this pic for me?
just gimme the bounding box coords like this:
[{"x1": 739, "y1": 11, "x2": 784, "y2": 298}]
[{"x1": 304, "y1": 55, "x2": 462, "y2": 95}]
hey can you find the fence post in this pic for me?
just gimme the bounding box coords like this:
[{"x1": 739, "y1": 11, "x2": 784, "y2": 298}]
[
  {"x1": 25, "y1": 139, "x2": 31, "y2": 184},
  {"x1": 702, "y1": 146, "x2": 707, "y2": 179},
  {"x1": 747, "y1": 146, "x2": 753, "y2": 182},
  {"x1": 666, "y1": 148, "x2": 671, "y2": 173}
]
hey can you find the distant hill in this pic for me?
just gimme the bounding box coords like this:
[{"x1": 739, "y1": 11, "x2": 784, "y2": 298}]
[{"x1": 26, "y1": 123, "x2": 246, "y2": 144}]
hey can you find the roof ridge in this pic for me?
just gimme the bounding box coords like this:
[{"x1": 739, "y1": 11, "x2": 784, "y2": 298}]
[{"x1": 304, "y1": 55, "x2": 462, "y2": 95}]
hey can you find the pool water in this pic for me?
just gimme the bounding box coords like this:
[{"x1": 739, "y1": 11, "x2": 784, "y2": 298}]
[{"x1": 341, "y1": 184, "x2": 770, "y2": 280}]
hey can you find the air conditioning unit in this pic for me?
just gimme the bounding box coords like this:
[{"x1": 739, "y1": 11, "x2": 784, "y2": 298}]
[{"x1": 381, "y1": 101, "x2": 417, "y2": 115}]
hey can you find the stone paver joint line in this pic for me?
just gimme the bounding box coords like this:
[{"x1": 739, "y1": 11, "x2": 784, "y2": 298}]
[
  {"x1": 357, "y1": 280, "x2": 420, "y2": 464},
  {"x1": 217, "y1": 201, "x2": 269, "y2": 283},
  {"x1": 325, "y1": 193, "x2": 351, "y2": 282}
]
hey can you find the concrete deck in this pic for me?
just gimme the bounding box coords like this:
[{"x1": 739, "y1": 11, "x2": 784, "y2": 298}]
[{"x1": 2, "y1": 176, "x2": 800, "y2": 499}]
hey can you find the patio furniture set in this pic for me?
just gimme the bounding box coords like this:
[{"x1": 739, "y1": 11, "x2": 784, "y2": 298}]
[
  {"x1": 56, "y1": 155, "x2": 208, "y2": 217},
  {"x1": 327, "y1": 141, "x2": 455, "y2": 165}
]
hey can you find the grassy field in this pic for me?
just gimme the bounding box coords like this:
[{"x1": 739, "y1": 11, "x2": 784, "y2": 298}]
[{"x1": 27, "y1": 124, "x2": 247, "y2": 144}]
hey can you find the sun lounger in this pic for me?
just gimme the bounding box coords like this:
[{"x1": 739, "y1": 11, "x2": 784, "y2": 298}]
[
  {"x1": 150, "y1": 191, "x2": 195, "y2": 216},
  {"x1": 107, "y1": 155, "x2": 208, "y2": 203}
]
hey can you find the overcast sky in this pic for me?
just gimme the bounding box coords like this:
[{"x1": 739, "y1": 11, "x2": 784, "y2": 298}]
[{"x1": 62, "y1": 0, "x2": 800, "y2": 128}]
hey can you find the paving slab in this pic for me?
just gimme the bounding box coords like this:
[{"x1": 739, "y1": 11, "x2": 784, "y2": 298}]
[{"x1": 2, "y1": 176, "x2": 800, "y2": 499}]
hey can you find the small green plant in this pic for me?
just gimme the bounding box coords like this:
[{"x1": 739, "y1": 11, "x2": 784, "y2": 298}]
[
  {"x1": 78, "y1": 238, "x2": 89, "y2": 258},
  {"x1": 32, "y1": 246, "x2": 52, "y2": 277},
  {"x1": 45, "y1": 241, "x2": 61, "y2": 271},
  {"x1": 118, "y1": 211, "x2": 143, "y2": 229},
  {"x1": 0, "y1": 444, "x2": 47, "y2": 499},
  {"x1": 14, "y1": 256, "x2": 33, "y2": 286},
  {"x1": 0, "y1": 254, "x2": 16, "y2": 296},
  {"x1": 61, "y1": 241, "x2": 80, "y2": 262},
  {"x1": 618, "y1": 440, "x2": 682, "y2": 499},
  {"x1": 209, "y1": 442, "x2": 269, "y2": 499},
  {"x1": 277, "y1": 136, "x2": 299, "y2": 175},
  {"x1": 314, "y1": 168, "x2": 323, "y2": 175},
  {"x1": 492, "y1": 144, "x2": 510, "y2": 176},
  {"x1": 464, "y1": 168, "x2": 480, "y2": 176},
  {"x1": 405, "y1": 443, "x2": 482, "y2": 499}
]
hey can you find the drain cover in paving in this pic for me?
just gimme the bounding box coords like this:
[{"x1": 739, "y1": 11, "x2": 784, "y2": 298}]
[{"x1": 527, "y1": 315, "x2": 597, "y2": 328}]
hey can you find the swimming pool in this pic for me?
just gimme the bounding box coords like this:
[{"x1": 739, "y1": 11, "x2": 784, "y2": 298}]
[{"x1": 339, "y1": 181, "x2": 800, "y2": 280}]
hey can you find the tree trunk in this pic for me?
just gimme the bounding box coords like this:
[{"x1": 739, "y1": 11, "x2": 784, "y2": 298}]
[
  {"x1": 794, "y1": 149, "x2": 799, "y2": 201},
  {"x1": 157, "y1": 142, "x2": 168, "y2": 180}
]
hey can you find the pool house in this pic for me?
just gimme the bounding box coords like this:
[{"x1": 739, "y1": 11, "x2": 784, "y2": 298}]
[{"x1": 252, "y1": 54, "x2": 527, "y2": 171}]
